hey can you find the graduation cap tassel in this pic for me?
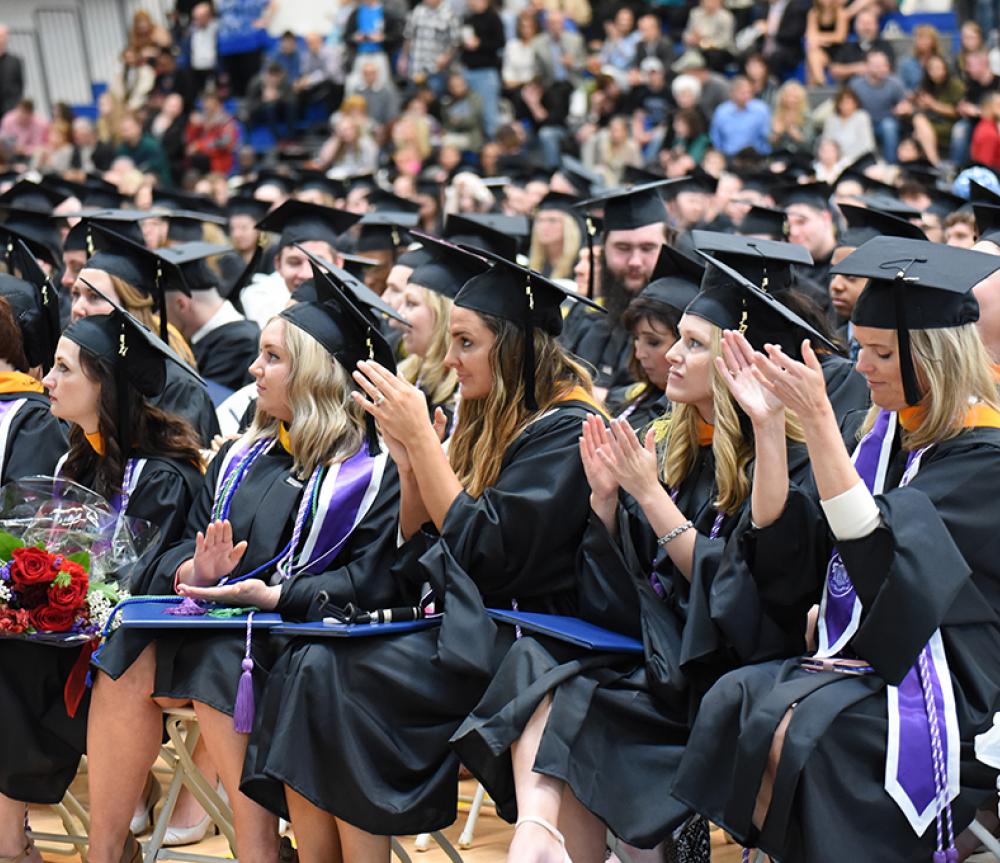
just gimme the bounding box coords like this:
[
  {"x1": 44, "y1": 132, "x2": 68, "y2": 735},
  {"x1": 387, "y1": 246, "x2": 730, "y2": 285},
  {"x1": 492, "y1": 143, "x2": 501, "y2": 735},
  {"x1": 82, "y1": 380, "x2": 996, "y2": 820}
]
[
  {"x1": 894, "y1": 274, "x2": 922, "y2": 406},
  {"x1": 585, "y1": 217, "x2": 596, "y2": 300},
  {"x1": 155, "y1": 263, "x2": 169, "y2": 343},
  {"x1": 364, "y1": 414, "x2": 381, "y2": 457},
  {"x1": 523, "y1": 277, "x2": 538, "y2": 411},
  {"x1": 233, "y1": 612, "x2": 256, "y2": 733}
]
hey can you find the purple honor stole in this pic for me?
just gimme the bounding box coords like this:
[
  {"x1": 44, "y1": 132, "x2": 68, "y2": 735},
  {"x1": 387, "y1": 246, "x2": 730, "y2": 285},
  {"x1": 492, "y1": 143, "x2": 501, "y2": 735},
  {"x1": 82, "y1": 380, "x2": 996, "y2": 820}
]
[{"x1": 816, "y1": 410, "x2": 960, "y2": 851}]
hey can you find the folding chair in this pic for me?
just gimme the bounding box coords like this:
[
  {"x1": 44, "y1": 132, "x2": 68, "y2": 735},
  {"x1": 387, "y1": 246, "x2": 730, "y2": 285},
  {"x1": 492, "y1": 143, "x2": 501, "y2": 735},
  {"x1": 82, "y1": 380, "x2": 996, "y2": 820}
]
[
  {"x1": 413, "y1": 782, "x2": 492, "y2": 852},
  {"x1": 142, "y1": 707, "x2": 237, "y2": 863},
  {"x1": 394, "y1": 833, "x2": 465, "y2": 862},
  {"x1": 26, "y1": 775, "x2": 91, "y2": 863}
]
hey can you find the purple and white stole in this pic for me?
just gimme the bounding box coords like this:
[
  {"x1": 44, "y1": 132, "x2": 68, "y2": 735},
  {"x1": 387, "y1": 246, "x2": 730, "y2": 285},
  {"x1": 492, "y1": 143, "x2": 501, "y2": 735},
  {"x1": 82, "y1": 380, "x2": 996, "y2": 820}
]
[
  {"x1": 815, "y1": 409, "x2": 959, "y2": 840},
  {"x1": 0, "y1": 398, "x2": 26, "y2": 477},
  {"x1": 213, "y1": 434, "x2": 386, "y2": 577}
]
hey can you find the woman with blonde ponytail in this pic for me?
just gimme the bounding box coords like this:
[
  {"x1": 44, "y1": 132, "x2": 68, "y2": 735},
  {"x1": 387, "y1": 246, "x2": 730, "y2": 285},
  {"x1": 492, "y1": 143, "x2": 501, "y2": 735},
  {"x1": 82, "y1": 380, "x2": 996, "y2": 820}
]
[{"x1": 450, "y1": 256, "x2": 826, "y2": 863}]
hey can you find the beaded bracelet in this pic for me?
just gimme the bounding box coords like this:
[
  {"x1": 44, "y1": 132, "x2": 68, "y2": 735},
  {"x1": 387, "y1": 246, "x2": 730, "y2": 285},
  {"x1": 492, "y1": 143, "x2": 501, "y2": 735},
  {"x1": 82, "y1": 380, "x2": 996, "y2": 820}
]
[{"x1": 657, "y1": 520, "x2": 693, "y2": 547}]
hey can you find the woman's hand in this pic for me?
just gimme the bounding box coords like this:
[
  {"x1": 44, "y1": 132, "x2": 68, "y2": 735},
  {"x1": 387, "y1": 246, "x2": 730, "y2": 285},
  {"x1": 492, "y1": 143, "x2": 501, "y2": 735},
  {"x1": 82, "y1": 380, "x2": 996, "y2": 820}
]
[
  {"x1": 191, "y1": 520, "x2": 248, "y2": 586},
  {"x1": 751, "y1": 339, "x2": 834, "y2": 432},
  {"x1": 599, "y1": 418, "x2": 661, "y2": 507},
  {"x1": 176, "y1": 579, "x2": 281, "y2": 610},
  {"x1": 352, "y1": 361, "x2": 437, "y2": 447},
  {"x1": 580, "y1": 415, "x2": 620, "y2": 515},
  {"x1": 715, "y1": 330, "x2": 785, "y2": 429}
]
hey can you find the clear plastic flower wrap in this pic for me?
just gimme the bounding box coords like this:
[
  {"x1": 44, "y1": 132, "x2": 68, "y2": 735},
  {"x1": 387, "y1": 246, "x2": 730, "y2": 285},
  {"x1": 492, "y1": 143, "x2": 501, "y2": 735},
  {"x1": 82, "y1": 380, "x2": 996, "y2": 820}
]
[{"x1": 0, "y1": 475, "x2": 160, "y2": 639}]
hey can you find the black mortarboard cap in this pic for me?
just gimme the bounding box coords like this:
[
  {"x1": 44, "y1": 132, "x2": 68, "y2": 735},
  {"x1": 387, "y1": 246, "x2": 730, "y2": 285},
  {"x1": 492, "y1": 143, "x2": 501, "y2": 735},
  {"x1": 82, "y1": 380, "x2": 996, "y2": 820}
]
[
  {"x1": 356, "y1": 211, "x2": 420, "y2": 252},
  {"x1": 576, "y1": 180, "x2": 672, "y2": 232},
  {"x1": 443, "y1": 212, "x2": 525, "y2": 260},
  {"x1": 296, "y1": 169, "x2": 345, "y2": 200},
  {"x1": 256, "y1": 199, "x2": 361, "y2": 251},
  {"x1": 537, "y1": 191, "x2": 583, "y2": 213},
  {"x1": 659, "y1": 170, "x2": 718, "y2": 198},
  {"x1": 739, "y1": 206, "x2": 789, "y2": 240},
  {"x1": 839, "y1": 203, "x2": 927, "y2": 242},
  {"x1": 156, "y1": 241, "x2": 232, "y2": 294},
  {"x1": 970, "y1": 179, "x2": 1000, "y2": 207},
  {"x1": 252, "y1": 168, "x2": 298, "y2": 197},
  {"x1": 396, "y1": 245, "x2": 435, "y2": 269},
  {"x1": 340, "y1": 252, "x2": 378, "y2": 280},
  {"x1": 925, "y1": 187, "x2": 968, "y2": 218},
  {"x1": 152, "y1": 188, "x2": 225, "y2": 218},
  {"x1": 898, "y1": 158, "x2": 942, "y2": 188},
  {"x1": 367, "y1": 188, "x2": 422, "y2": 215},
  {"x1": 558, "y1": 155, "x2": 604, "y2": 197},
  {"x1": 0, "y1": 242, "x2": 61, "y2": 370},
  {"x1": 692, "y1": 230, "x2": 811, "y2": 296},
  {"x1": 641, "y1": 244, "x2": 704, "y2": 311},
  {"x1": 0, "y1": 180, "x2": 65, "y2": 214},
  {"x1": 774, "y1": 181, "x2": 832, "y2": 211},
  {"x1": 0, "y1": 215, "x2": 62, "y2": 267},
  {"x1": 63, "y1": 209, "x2": 150, "y2": 253},
  {"x1": 40, "y1": 175, "x2": 125, "y2": 209},
  {"x1": 454, "y1": 247, "x2": 605, "y2": 408},
  {"x1": 833, "y1": 237, "x2": 1000, "y2": 404},
  {"x1": 854, "y1": 194, "x2": 920, "y2": 220},
  {"x1": 974, "y1": 203, "x2": 1000, "y2": 245},
  {"x1": 687, "y1": 252, "x2": 835, "y2": 359},
  {"x1": 225, "y1": 196, "x2": 271, "y2": 222},
  {"x1": 407, "y1": 231, "x2": 492, "y2": 300},
  {"x1": 623, "y1": 165, "x2": 666, "y2": 186},
  {"x1": 280, "y1": 259, "x2": 397, "y2": 454}
]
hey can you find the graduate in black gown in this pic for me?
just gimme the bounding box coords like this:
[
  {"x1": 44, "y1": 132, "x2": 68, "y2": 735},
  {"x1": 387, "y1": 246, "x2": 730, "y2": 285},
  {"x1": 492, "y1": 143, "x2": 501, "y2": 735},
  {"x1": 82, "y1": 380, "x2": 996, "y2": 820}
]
[
  {"x1": 691, "y1": 230, "x2": 870, "y2": 424},
  {"x1": 390, "y1": 232, "x2": 488, "y2": 432},
  {"x1": 0, "y1": 270, "x2": 66, "y2": 484},
  {"x1": 450, "y1": 256, "x2": 830, "y2": 862},
  {"x1": 673, "y1": 238, "x2": 1000, "y2": 862},
  {"x1": 240, "y1": 243, "x2": 608, "y2": 860},
  {"x1": 158, "y1": 242, "x2": 261, "y2": 394},
  {"x1": 0, "y1": 299, "x2": 202, "y2": 863},
  {"x1": 606, "y1": 245, "x2": 703, "y2": 431},
  {"x1": 67, "y1": 224, "x2": 220, "y2": 445},
  {"x1": 562, "y1": 182, "x2": 677, "y2": 393},
  {"x1": 84, "y1": 267, "x2": 402, "y2": 863}
]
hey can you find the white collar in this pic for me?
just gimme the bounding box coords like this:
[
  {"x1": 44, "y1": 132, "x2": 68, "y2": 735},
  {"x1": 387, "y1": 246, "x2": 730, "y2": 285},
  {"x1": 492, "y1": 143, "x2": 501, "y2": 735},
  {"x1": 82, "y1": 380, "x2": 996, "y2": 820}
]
[{"x1": 191, "y1": 300, "x2": 245, "y2": 345}]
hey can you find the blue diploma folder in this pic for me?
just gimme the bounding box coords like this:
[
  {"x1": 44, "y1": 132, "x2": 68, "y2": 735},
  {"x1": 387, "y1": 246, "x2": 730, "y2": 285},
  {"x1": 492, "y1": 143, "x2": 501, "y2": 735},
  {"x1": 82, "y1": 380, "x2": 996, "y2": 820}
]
[
  {"x1": 118, "y1": 601, "x2": 283, "y2": 629},
  {"x1": 486, "y1": 609, "x2": 643, "y2": 654},
  {"x1": 272, "y1": 616, "x2": 442, "y2": 638}
]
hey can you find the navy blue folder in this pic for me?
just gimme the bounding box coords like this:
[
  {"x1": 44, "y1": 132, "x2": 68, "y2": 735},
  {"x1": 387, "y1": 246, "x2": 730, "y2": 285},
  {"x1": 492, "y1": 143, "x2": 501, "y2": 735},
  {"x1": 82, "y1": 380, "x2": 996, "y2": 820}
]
[
  {"x1": 0, "y1": 632, "x2": 93, "y2": 647},
  {"x1": 271, "y1": 616, "x2": 442, "y2": 638},
  {"x1": 118, "y1": 601, "x2": 283, "y2": 629},
  {"x1": 486, "y1": 609, "x2": 643, "y2": 654}
]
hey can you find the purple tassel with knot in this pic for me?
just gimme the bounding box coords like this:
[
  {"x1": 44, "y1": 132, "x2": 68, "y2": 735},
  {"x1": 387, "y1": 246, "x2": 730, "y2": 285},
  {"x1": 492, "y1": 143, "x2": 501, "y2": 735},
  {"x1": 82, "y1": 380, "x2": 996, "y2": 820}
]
[{"x1": 233, "y1": 612, "x2": 255, "y2": 733}]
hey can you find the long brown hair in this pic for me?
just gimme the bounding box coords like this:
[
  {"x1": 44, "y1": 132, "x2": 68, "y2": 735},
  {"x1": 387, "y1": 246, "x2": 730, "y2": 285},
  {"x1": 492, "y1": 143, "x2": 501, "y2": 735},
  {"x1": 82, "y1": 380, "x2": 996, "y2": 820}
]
[
  {"x1": 0, "y1": 297, "x2": 29, "y2": 372},
  {"x1": 448, "y1": 315, "x2": 596, "y2": 497},
  {"x1": 61, "y1": 348, "x2": 204, "y2": 500},
  {"x1": 108, "y1": 274, "x2": 197, "y2": 366}
]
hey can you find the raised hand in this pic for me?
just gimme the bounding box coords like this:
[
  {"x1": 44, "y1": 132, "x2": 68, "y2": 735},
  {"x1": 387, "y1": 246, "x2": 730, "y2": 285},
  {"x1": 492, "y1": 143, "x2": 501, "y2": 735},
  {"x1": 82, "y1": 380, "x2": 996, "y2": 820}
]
[
  {"x1": 191, "y1": 520, "x2": 248, "y2": 586},
  {"x1": 715, "y1": 330, "x2": 785, "y2": 427},
  {"x1": 580, "y1": 415, "x2": 620, "y2": 509},
  {"x1": 352, "y1": 361, "x2": 437, "y2": 446},
  {"x1": 752, "y1": 339, "x2": 833, "y2": 430},
  {"x1": 599, "y1": 418, "x2": 661, "y2": 506}
]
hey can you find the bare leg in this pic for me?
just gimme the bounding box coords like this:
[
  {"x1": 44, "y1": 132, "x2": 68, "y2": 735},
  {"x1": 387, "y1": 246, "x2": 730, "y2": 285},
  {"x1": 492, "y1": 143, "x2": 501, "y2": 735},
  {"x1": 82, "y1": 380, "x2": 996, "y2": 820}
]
[
  {"x1": 168, "y1": 739, "x2": 217, "y2": 829},
  {"x1": 0, "y1": 795, "x2": 40, "y2": 862},
  {"x1": 284, "y1": 788, "x2": 342, "y2": 863},
  {"x1": 192, "y1": 702, "x2": 279, "y2": 863},
  {"x1": 333, "y1": 820, "x2": 390, "y2": 863},
  {"x1": 911, "y1": 114, "x2": 941, "y2": 164},
  {"x1": 751, "y1": 708, "x2": 794, "y2": 831},
  {"x1": 558, "y1": 785, "x2": 607, "y2": 863},
  {"x1": 87, "y1": 645, "x2": 167, "y2": 863},
  {"x1": 957, "y1": 808, "x2": 1000, "y2": 861},
  {"x1": 806, "y1": 48, "x2": 826, "y2": 86}
]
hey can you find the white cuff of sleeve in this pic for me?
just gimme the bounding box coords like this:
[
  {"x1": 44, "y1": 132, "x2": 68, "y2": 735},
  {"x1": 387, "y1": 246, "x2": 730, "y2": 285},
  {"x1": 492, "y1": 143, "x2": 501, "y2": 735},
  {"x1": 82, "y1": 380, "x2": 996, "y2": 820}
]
[
  {"x1": 820, "y1": 481, "x2": 881, "y2": 541},
  {"x1": 396, "y1": 524, "x2": 406, "y2": 548}
]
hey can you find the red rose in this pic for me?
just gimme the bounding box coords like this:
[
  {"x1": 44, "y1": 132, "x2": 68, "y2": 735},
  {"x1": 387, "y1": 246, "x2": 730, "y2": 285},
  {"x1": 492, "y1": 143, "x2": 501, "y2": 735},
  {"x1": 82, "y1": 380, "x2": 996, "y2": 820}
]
[
  {"x1": 8, "y1": 548, "x2": 57, "y2": 589},
  {"x1": 29, "y1": 603, "x2": 78, "y2": 633},
  {"x1": 49, "y1": 571, "x2": 89, "y2": 612},
  {"x1": 0, "y1": 608, "x2": 30, "y2": 634}
]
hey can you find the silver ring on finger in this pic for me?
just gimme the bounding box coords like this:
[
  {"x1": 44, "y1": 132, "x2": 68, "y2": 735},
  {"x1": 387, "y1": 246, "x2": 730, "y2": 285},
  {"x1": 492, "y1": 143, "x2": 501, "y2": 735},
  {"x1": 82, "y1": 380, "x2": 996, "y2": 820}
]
[{"x1": 374, "y1": 391, "x2": 386, "y2": 406}]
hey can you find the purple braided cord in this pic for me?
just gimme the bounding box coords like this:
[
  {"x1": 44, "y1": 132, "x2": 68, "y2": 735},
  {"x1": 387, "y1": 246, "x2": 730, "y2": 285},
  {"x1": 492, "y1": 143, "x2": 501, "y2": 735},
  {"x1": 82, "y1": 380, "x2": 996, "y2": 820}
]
[
  {"x1": 276, "y1": 464, "x2": 324, "y2": 580},
  {"x1": 244, "y1": 611, "x2": 255, "y2": 664},
  {"x1": 917, "y1": 644, "x2": 956, "y2": 856}
]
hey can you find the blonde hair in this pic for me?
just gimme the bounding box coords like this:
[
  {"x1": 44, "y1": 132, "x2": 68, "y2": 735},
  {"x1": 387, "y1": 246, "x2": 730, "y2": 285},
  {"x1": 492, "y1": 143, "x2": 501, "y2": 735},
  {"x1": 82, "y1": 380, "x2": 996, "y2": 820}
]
[
  {"x1": 528, "y1": 211, "x2": 583, "y2": 280},
  {"x1": 109, "y1": 274, "x2": 197, "y2": 366},
  {"x1": 397, "y1": 287, "x2": 459, "y2": 407},
  {"x1": 773, "y1": 80, "x2": 808, "y2": 129},
  {"x1": 859, "y1": 323, "x2": 1000, "y2": 450},
  {"x1": 246, "y1": 318, "x2": 367, "y2": 477},
  {"x1": 662, "y1": 325, "x2": 803, "y2": 514},
  {"x1": 448, "y1": 316, "x2": 596, "y2": 497}
]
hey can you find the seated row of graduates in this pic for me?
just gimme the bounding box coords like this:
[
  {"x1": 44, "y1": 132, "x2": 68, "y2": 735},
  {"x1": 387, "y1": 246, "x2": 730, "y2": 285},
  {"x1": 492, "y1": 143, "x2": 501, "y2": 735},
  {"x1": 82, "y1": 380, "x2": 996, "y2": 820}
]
[{"x1": 2, "y1": 212, "x2": 1000, "y2": 863}]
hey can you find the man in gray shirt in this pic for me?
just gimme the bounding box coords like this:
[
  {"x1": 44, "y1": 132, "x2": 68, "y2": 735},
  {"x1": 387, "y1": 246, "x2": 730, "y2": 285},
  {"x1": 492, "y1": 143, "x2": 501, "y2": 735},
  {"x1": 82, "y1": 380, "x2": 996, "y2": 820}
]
[{"x1": 848, "y1": 49, "x2": 906, "y2": 163}]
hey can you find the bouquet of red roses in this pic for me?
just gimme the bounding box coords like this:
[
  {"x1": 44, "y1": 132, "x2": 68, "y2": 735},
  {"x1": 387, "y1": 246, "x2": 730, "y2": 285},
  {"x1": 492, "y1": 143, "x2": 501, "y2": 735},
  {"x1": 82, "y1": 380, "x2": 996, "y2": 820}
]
[{"x1": 0, "y1": 476, "x2": 157, "y2": 641}]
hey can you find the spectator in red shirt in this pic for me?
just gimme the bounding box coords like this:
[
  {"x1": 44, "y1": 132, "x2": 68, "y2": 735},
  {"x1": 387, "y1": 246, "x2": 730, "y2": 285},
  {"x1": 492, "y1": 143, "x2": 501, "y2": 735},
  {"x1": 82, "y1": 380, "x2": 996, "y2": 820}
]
[
  {"x1": 971, "y1": 92, "x2": 1000, "y2": 172},
  {"x1": 185, "y1": 92, "x2": 240, "y2": 174}
]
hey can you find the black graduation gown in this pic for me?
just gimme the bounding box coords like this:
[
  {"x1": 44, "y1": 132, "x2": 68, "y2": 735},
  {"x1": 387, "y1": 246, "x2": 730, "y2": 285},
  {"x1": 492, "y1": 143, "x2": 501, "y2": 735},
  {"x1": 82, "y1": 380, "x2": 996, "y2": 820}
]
[
  {"x1": 0, "y1": 454, "x2": 200, "y2": 804},
  {"x1": 819, "y1": 353, "x2": 869, "y2": 425},
  {"x1": 0, "y1": 390, "x2": 66, "y2": 484},
  {"x1": 192, "y1": 319, "x2": 261, "y2": 392},
  {"x1": 96, "y1": 441, "x2": 400, "y2": 724},
  {"x1": 672, "y1": 426, "x2": 1000, "y2": 862},
  {"x1": 452, "y1": 440, "x2": 811, "y2": 847},
  {"x1": 795, "y1": 255, "x2": 832, "y2": 296},
  {"x1": 241, "y1": 402, "x2": 602, "y2": 833},
  {"x1": 155, "y1": 363, "x2": 221, "y2": 446},
  {"x1": 567, "y1": 314, "x2": 635, "y2": 390},
  {"x1": 607, "y1": 383, "x2": 669, "y2": 431}
]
